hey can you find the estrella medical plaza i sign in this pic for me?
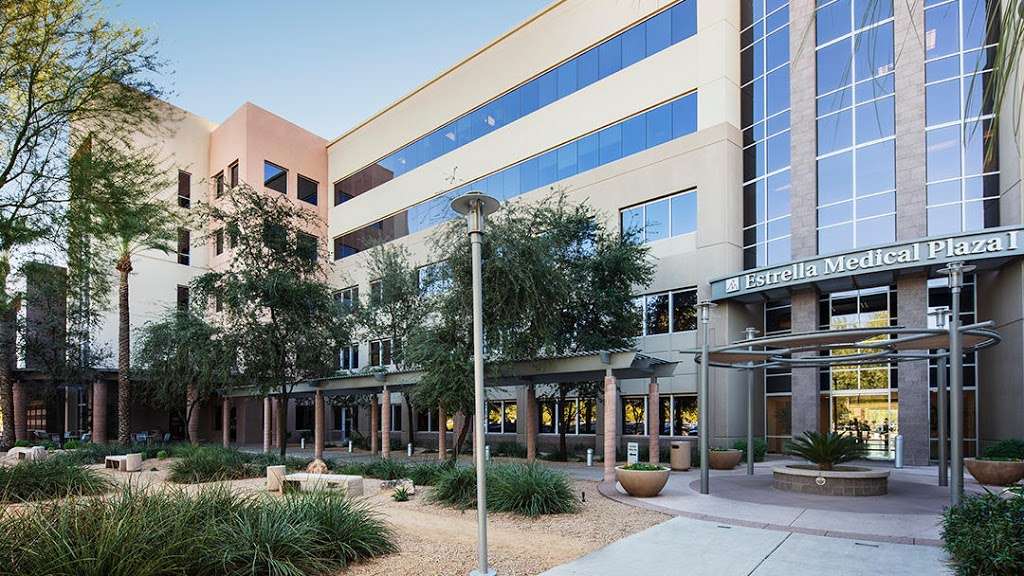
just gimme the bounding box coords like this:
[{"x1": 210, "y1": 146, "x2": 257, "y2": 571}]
[{"x1": 711, "y1": 226, "x2": 1024, "y2": 300}]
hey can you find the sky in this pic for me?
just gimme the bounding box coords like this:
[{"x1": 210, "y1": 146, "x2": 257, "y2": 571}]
[{"x1": 103, "y1": 1, "x2": 550, "y2": 140}]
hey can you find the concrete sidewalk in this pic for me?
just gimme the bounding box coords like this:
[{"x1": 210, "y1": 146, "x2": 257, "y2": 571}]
[{"x1": 540, "y1": 516, "x2": 951, "y2": 576}]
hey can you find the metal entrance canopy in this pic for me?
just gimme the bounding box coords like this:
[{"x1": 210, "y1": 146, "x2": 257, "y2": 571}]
[{"x1": 694, "y1": 322, "x2": 1002, "y2": 369}]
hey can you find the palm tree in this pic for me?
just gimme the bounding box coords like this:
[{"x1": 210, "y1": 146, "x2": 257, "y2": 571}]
[{"x1": 103, "y1": 200, "x2": 176, "y2": 444}]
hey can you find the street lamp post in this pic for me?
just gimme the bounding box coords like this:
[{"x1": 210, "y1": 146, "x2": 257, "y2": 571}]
[
  {"x1": 451, "y1": 191, "x2": 500, "y2": 576},
  {"x1": 744, "y1": 327, "x2": 759, "y2": 476},
  {"x1": 929, "y1": 307, "x2": 950, "y2": 488},
  {"x1": 697, "y1": 300, "x2": 717, "y2": 495},
  {"x1": 939, "y1": 262, "x2": 973, "y2": 506}
]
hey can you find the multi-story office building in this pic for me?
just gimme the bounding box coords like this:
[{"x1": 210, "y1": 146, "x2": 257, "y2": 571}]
[{"x1": 7, "y1": 0, "x2": 1022, "y2": 465}]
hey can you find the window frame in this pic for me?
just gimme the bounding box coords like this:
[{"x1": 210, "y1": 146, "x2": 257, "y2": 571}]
[
  {"x1": 619, "y1": 188, "x2": 698, "y2": 244},
  {"x1": 264, "y1": 160, "x2": 288, "y2": 194},
  {"x1": 297, "y1": 174, "x2": 319, "y2": 205}
]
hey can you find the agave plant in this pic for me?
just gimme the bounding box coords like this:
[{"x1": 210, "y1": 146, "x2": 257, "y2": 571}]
[{"x1": 785, "y1": 431, "x2": 867, "y2": 471}]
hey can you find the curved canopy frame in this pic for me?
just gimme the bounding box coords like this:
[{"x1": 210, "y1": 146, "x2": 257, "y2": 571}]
[{"x1": 694, "y1": 322, "x2": 1002, "y2": 369}]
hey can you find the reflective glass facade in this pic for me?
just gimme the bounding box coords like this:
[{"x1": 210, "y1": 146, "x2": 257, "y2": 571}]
[
  {"x1": 333, "y1": 0, "x2": 698, "y2": 206},
  {"x1": 334, "y1": 92, "x2": 698, "y2": 260},
  {"x1": 742, "y1": 0, "x2": 791, "y2": 269},
  {"x1": 924, "y1": 0, "x2": 1000, "y2": 235},
  {"x1": 815, "y1": 0, "x2": 896, "y2": 254}
]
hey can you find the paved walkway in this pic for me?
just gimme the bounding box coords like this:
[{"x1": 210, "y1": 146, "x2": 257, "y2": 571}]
[{"x1": 540, "y1": 516, "x2": 951, "y2": 576}]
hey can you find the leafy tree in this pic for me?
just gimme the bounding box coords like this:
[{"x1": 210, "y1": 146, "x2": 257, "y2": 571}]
[
  {"x1": 408, "y1": 193, "x2": 653, "y2": 459},
  {"x1": 193, "y1": 184, "x2": 352, "y2": 456},
  {"x1": 0, "y1": 0, "x2": 166, "y2": 447},
  {"x1": 134, "y1": 310, "x2": 235, "y2": 445},
  {"x1": 356, "y1": 244, "x2": 430, "y2": 370}
]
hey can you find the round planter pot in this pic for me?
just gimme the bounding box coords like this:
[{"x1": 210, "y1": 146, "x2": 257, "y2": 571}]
[
  {"x1": 772, "y1": 465, "x2": 889, "y2": 496},
  {"x1": 708, "y1": 449, "x2": 743, "y2": 470},
  {"x1": 616, "y1": 466, "x2": 670, "y2": 497},
  {"x1": 965, "y1": 458, "x2": 1024, "y2": 486}
]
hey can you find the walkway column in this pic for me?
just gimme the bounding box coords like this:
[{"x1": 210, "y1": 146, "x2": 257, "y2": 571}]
[
  {"x1": 92, "y1": 380, "x2": 107, "y2": 444},
  {"x1": 263, "y1": 397, "x2": 272, "y2": 453},
  {"x1": 603, "y1": 369, "x2": 618, "y2": 483},
  {"x1": 314, "y1": 390, "x2": 325, "y2": 460},
  {"x1": 437, "y1": 404, "x2": 447, "y2": 460},
  {"x1": 221, "y1": 398, "x2": 230, "y2": 448},
  {"x1": 271, "y1": 397, "x2": 280, "y2": 448},
  {"x1": 381, "y1": 386, "x2": 391, "y2": 459},
  {"x1": 525, "y1": 384, "x2": 537, "y2": 462},
  {"x1": 12, "y1": 380, "x2": 27, "y2": 442},
  {"x1": 648, "y1": 376, "x2": 660, "y2": 464},
  {"x1": 790, "y1": 288, "x2": 821, "y2": 436},
  {"x1": 370, "y1": 394, "x2": 379, "y2": 455}
]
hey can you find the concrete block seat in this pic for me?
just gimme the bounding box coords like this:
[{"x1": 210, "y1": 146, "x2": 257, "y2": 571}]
[
  {"x1": 7, "y1": 446, "x2": 48, "y2": 462},
  {"x1": 266, "y1": 465, "x2": 363, "y2": 497},
  {"x1": 104, "y1": 453, "x2": 142, "y2": 472}
]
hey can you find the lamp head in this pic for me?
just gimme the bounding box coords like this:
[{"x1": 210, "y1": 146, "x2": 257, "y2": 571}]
[
  {"x1": 743, "y1": 326, "x2": 759, "y2": 340},
  {"x1": 938, "y1": 261, "x2": 976, "y2": 289},
  {"x1": 929, "y1": 307, "x2": 950, "y2": 329},
  {"x1": 450, "y1": 191, "x2": 500, "y2": 234},
  {"x1": 697, "y1": 300, "x2": 717, "y2": 324}
]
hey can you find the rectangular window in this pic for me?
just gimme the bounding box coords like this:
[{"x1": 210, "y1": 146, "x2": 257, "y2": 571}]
[
  {"x1": 297, "y1": 174, "x2": 318, "y2": 205},
  {"x1": 620, "y1": 189, "x2": 696, "y2": 244},
  {"x1": 229, "y1": 161, "x2": 239, "y2": 187},
  {"x1": 215, "y1": 228, "x2": 224, "y2": 255},
  {"x1": 340, "y1": 343, "x2": 359, "y2": 370},
  {"x1": 538, "y1": 400, "x2": 557, "y2": 434},
  {"x1": 622, "y1": 397, "x2": 647, "y2": 436},
  {"x1": 176, "y1": 285, "x2": 189, "y2": 311},
  {"x1": 334, "y1": 286, "x2": 359, "y2": 311},
  {"x1": 369, "y1": 338, "x2": 393, "y2": 367},
  {"x1": 391, "y1": 404, "x2": 402, "y2": 432},
  {"x1": 177, "y1": 229, "x2": 190, "y2": 265},
  {"x1": 177, "y1": 170, "x2": 191, "y2": 208},
  {"x1": 370, "y1": 280, "x2": 383, "y2": 306},
  {"x1": 264, "y1": 161, "x2": 287, "y2": 193},
  {"x1": 214, "y1": 171, "x2": 224, "y2": 198},
  {"x1": 296, "y1": 232, "x2": 318, "y2": 262},
  {"x1": 638, "y1": 287, "x2": 698, "y2": 336}
]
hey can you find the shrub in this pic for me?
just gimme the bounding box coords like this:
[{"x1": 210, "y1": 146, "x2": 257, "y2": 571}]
[
  {"x1": 168, "y1": 446, "x2": 304, "y2": 484},
  {"x1": 492, "y1": 442, "x2": 527, "y2": 459},
  {"x1": 156, "y1": 450, "x2": 169, "y2": 460},
  {"x1": 942, "y1": 490, "x2": 1024, "y2": 576},
  {"x1": 983, "y1": 439, "x2": 1024, "y2": 461},
  {"x1": 621, "y1": 463, "x2": 666, "y2": 471},
  {"x1": 0, "y1": 485, "x2": 395, "y2": 576},
  {"x1": 62, "y1": 439, "x2": 80, "y2": 450},
  {"x1": 733, "y1": 438, "x2": 768, "y2": 462},
  {"x1": 13, "y1": 440, "x2": 30, "y2": 448},
  {"x1": 0, "y1": 457, "x2": 111, "y2": 503},
  {"x1": 392, "y1": 486, "x2": 410, "y2": 502},
  {"x1": 429, "y1": 463, "x2": 578, "y2": 517},
  {"x1": 785, "y1": 431, "x2": 866, "y2": 470},
  {"x1": 365, "y1": 458, "x2": 411, "y2": 480}
]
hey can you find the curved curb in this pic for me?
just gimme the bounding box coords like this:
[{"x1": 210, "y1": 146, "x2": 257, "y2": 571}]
[{"x1": 596, "y1": 480, "x2": 943, "y2": 548}]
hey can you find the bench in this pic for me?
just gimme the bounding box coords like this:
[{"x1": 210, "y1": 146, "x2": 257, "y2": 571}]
[
  {"x1": 7, "y1": 446, "x2": 47, "y2": 462},
  {"x1": 104, "y1": 453, "x2": 142, "y2": 472},
  {"x1": 265, "y1": 466, "x2": 363, "y2": 497}
]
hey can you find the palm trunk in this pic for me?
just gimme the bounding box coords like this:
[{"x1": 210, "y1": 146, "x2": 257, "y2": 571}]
[
  {"x1": 277, "y1": 394, "x2": 288, "y2": 457},
  {"x1": 116, "y1": 257, "x2": 132, "y2": 445}
]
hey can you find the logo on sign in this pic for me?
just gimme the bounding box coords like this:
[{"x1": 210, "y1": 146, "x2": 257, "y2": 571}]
[{"x1": 725, "y1": 277, "x2": 740, "y2": 293}]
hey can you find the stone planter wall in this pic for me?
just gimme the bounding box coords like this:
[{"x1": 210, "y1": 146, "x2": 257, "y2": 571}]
[{"x1": 772, "y1": 466, "x2": 889, "y2": 496}]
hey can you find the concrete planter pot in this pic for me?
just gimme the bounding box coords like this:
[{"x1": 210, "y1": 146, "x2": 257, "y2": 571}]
[
  {"x1": 773, "y1": 465, "x2": 889, "y2": 496},
  {"x1": 615, "y1": 465, "x2": 670, "y2": 497},
  {"x1": 708, "y1": 449, "x2": 743, "y2": 470},
  {"x1": 965, "y1": 458, "x2": 1024, "y2": 486}
]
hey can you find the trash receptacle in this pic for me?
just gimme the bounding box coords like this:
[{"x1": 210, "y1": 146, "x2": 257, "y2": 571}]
[{"x1": 670, "y1": 439, "x2": 691, "y2": 471}]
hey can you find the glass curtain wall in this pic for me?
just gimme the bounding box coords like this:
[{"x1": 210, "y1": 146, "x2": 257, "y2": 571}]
[
  {"x1": 927, "y1": 275, "x2": 979, "y2": 457},
  {"x1": 923, "y1": 0, "x2": 1000, "y2": 234},
  {"x1": 815, "y1": 0, "x2": 897, "y2": 254},
  {"x1": 742, "y1": 0, "x2": 792, "y2": 269},
  {"x1": 819, "y1": 286, "x2": 899, "y2": 459}
]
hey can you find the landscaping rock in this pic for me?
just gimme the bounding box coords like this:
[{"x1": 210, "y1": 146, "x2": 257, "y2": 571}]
[
  {"x1": 380, "y1": 478, "x2": 415, "y2": 495},
  {"x1": 306, "y1": 458, "x2": 330, "y2": 474}
]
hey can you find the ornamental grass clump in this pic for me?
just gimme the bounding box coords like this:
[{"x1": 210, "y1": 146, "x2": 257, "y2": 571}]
[
  {"x1": 428, "y1": 464, "x2": 478, "y2": 510},
  {"x1": 428, "y1": 463, "x2": 578, "y2": 516},
  {"x1": 0, "y1": 457, "x2": 111, "y2": 503},
  {"x1": 942, "y1": 489, "x2": 1024, "y2": 576},
  {"x1": 0, "y1": 485, "x2": 396, "y2": 576},
  {"x1": 168, "y1": 446, "x2": 304, "y2": 484},
  {"x1": 785, "y1": 431, "x2": 866, "y2": 471}
]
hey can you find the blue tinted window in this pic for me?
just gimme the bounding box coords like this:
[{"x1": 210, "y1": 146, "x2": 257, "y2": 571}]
[
  {"x1": 577, "y1": 133, "x2": 599, "y2": 172},
  {"x1": 500, "y1": 168, "x2": 520, "y2": 201},
  {"x1": 622, "y1": 26, "x2": 646, "y2": 67},
  {"x1": 817, "y1": 39, "x2": 852, "y2": 94},
  {"x1": 495, "y1": 90, "x2": 521, "y2": 128},
  {"x1": 646, "y1": 105, "x2": 672, "y2": 147},
  {"x1": 766, "y1": 65, "x2": 790, "y2": 115},
  {"x1": 556, "y1": 61, "x2": 577, "y2": 98},
  {"x1": 766, "y1": 131, "x2": 790, "y2": 173},
  {"x1": 519, "y1": 157, "x2": 539, "y2": 192},
  {"x1": 816, "y1": 0, "x2": 851, "y2": 45},
  {"x1": 765, "y1": 27, "x2": 789, "y2": 70},
  {"x1": 557, "y1": 142, "x2": 577, "y2": 180},
  {"x1": 457, "y1": 115, "x2": 473, "y2": 146},
  {"x1": 925, "y1": 2, "x2": 959, "y2": 59},
  {"x1": 520, "y1": 81, "x2": 540, "y2": 115},
  {"x1": 817, "y1": 151, "x2": 854, "y2": 205},
  {"x1": 854, "y1": 0, "x2": 892, "y2": 27},
  {"x1": 538, "y1": 70, "x2": 557, "y2": 107},
  {"x1": 962, "y1": 0, "x2": 990, "y2": 49},
  {"x1": 599, "y1": 125, "x2": 622, "y2": 164},
  {"x1": 537, "y1": 150, "x2": 558, "y2": 186},
  {"x1": 854, "y1": 23, "x2": 893, "y2": 80},
  {"x1": 817, "y1": 109, "x2": 852, "y2": 154},
  {"x1": 646, "y1": 11, "x2": 672, "y2": 56},
  {"x1": 621, "y1": 207, "x2": 644, "y2": 241},
  {"x1": 622, "y1": 115, "x2": 646, "y2": 156},
  {"x1": 855, "y1": 96, "x2": 894, "y2": 143},
  {"x1": 671, "y1": 95, "x2": 697, "y2": 138},
  {"x1": 577, "y1": 47, "x2": 599, "y2": 88},
  {"x1": 671, "y1": 0, "x2": 697, "y2": 43},
  {"x1": 926, "y1": 125, "x2": 961, "y2": 181},
  {"x1": 670, "y1": 192, "x2": 696, "y2": 235},
  {"x1": 598, "y1": 36, "x2": 622, "y2": 79},
  {"x1": 766, "y1": 170, "x2": 791, "y2": 219},
  {"x1": 441, "y1": 123, "x2": 457, "y2": 153},
  {"x1": 855, "y1": 140, "x2": 895, "y2": 195},
  {"x1": 645, "y1": 199, "x2": 670, "y2": 241}
]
